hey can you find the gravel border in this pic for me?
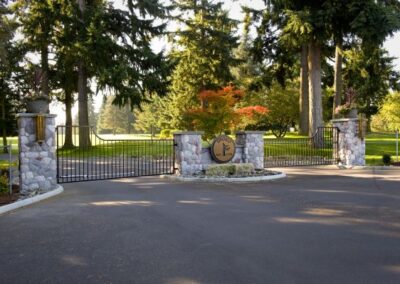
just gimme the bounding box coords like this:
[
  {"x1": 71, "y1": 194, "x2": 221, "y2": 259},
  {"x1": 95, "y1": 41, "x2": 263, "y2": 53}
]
[
  {"x1": 0, "y1": 185, "x2": 64, "y2": 216},
  {"x1": 161, "y1": 172, "x2": 286, "y2": 182}
]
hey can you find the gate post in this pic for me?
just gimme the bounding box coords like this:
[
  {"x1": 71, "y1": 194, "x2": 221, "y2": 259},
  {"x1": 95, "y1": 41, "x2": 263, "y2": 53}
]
[
  {"x1": 17, "y1": 113, "x2": 57, "y2": 196},
  {"x1": 331, "y1": 118, "x2": 365, "y2": 167},
  {"x1": 173, "y1": 132, "x2": 203, "y2": 176},
  {"x1": 235, "y1": 131, "x2": 265, "y2": 169}
]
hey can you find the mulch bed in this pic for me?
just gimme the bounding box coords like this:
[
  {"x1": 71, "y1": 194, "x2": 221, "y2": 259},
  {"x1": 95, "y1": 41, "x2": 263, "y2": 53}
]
[{"x1": 0, "y1": 185, "x2": 20, "y2": 206}]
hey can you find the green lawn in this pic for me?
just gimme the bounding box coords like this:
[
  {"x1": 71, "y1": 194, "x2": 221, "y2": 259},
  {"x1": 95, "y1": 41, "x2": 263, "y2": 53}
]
[
  {"x1": 1, "y1": 137, "x2": 18, "y2": 154},
  {"x1": 58, "y1": 139, "x2": 174, "y2": 158},
  {"x1": 365, "y1": 133, "x2": 399, "y2": 165}
]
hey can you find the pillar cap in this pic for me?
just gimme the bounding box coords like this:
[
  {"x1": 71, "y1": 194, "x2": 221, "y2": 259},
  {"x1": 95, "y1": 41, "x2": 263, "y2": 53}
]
[
  {"x1": 235, "y1": 131, "x2": 265, "y2": 134},
  {"x1": 173, "y1": 131, "x2": 204, "y2": 135},
  {"x1": 331, "y1": 118, "x2": 359, "y2": 122},
  {"x1": 17, "y1": 113, "x2": 57, "y2": 118}
]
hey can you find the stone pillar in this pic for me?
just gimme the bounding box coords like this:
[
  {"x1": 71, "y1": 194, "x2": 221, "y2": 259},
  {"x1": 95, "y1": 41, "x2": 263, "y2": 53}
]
[
  {"x1": 17, "y1": 113, "x2": 57, "y2": 196},
  {"x1": 173, "y1": 132, "x2": 203, "y2": 176},
  {"x1": 331, "y1": 118, "x2": 365, "y2": 167},
  {"x1": 235, "y1": 131, "x2": 265, "y2": 169}
]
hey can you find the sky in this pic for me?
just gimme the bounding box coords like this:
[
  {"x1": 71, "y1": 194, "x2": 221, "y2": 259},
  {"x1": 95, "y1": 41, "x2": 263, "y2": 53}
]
[{"x1": 51, "y1": 0, "x2": 400, "y2": 125}]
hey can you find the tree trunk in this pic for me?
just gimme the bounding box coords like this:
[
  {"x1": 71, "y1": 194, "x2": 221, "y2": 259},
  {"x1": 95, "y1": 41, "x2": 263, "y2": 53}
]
[
  {"x1": 332, "y1": 40, "x2": 343, "y2": 118},
  {"x1": 39, "y1": 44, "x2": 50, "y2": 114},
  {"x1": 41, "y1": 45, "x2": 50, "y2": 98},
  {"x1": 78, "y1": 62, "x2": 90, "y2": 148},
  {"x1": 308, "y1": 40, "x2": 323, "y2": 138},
  {"x1": 366, "y1": 115, "x2": 372, "y2": 133},
  {"x1": 77, "y1": 0, "x2": 90, "y2": 149},
  {"x1": 63, "y1": 89, "x2": 74, "y2": 148},
  {"x1": 1, "y1": 96, "x2": 8, "y2": 153},
  {"x1": 299, "y1": 44, "x2": 309, "y2": 135}
]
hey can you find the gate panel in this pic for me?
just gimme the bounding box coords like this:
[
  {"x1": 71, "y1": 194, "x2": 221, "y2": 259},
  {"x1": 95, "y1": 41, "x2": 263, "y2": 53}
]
[
  {"x1": 264, "y1": 127, "x2": 339, "y2": 167},
  {"x1": 56, "y1": 126, "x2": 175, "y2": 183}
]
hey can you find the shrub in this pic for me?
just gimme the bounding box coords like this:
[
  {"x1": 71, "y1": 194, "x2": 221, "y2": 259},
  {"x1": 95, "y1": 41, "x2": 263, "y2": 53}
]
[
  {"x1": 184, "y1": 85, "x2": 268, "y2": 140},
  {"x1": 205, "y1": 163, "x2": 255, "y2": 177},
  {"x1": 382, "y1": 154, "x2": 392, "y2": 165},
  {"x1": 160, "y1": 129, "x2": 172, "y2": 139},
  {"x1": 0, "y1": 174, "x2": 9, "y2": 195},
  {"x1": 206, "y1": 164, "x2": 235, "y2": 176},
  {"x1": 159, "y1": 129, "x2": 179, "y2": 139},
  {"x1": 233, "y1": 163, "x2": 255, "y2": 176}
]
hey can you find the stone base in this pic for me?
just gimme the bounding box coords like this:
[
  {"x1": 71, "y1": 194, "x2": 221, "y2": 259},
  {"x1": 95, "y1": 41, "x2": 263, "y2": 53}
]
[
  {"x1": 331, "y1": 118, "x2": 365, "y2": 167},
  {"x1": 17, "y1": 113, "x2": 57, "y2": 195},
  {"x1": 173, "y1": 131, "x2": 265, "y2": 176}
]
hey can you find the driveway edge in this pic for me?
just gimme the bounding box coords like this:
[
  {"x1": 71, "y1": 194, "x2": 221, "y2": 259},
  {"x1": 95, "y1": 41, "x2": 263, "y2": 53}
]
[
  {"x1": 0, "y1": 185, "x2": 64, "y2": 215},
  {"x1": 162, "y1": 172, "x2": 286, "y2": 182}
]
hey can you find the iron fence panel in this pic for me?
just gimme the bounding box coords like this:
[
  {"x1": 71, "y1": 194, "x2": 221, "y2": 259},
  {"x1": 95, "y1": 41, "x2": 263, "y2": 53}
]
[
  {"x1": 264, "y1": 127, "x2": 339, "y2": 167},
  {"x1": 56, "y1": 126, "x2": 175, "y2": 183}
]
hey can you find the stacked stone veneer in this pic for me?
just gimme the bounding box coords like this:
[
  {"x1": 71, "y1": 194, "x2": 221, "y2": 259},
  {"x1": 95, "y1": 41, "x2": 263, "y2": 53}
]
[
  {"x1": 331, "y1": 118, "x2": 365, "y2": 167},
  {"x1": 174, "y1": 131, "x2": 264, "y2": 176},
  {"x1": 173, "y1": 132, "x2": 203, "y2": 176},
  {"x1": 235, "y1": 131, "x2": 264, "y2": 169},
  {"x1": 17, "y1": 113, "x2": 57, "y2": 195}
]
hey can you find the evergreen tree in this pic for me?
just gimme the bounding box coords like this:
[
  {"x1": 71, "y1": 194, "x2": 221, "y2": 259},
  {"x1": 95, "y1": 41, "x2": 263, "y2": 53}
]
[
  {"x1": 231, "y1": 11, "x2": 263, "y2": 95},
  {"x1": 13, "y1": 0, "x2": 59, "y2": 100},
  {"x1": 97, "y1": 95, "x2": 135, "y2": 134},
  {"x1": 372, "y1": 92, "x2": 400, "y2": 131},
  {"x1": 133, "y1": 95, "x2": 172, "y2": 133},
  {"x1": 343, "y1": 46, "x2": 400, "y2": 130},
  {"x1": 254, "y1": 0, "x2": 400, "y2": 135},
  {"x1": 0, "y1": 0, "x2": 10, "y2": 61},
  {"x1": 52, "y1": 2, "x2": 78, "y2": 148},
  {"x1": 73, "y1": 96, "x2": 97, "y2": 127},
  {"x1": 72, "y1": 0, "x2": 170, "y2": 147},
  {"x1": 0, "y1": 1, "x2": 22, "y2": 152},
  {"x1": 14, "y1": 0, "x2": 170, "y2": 148},
  {"x1": 322, "y1": 0, "x2": 400, "y2": 117},
  {"x1": 167, "y1": 0, "x2": 238, "y2": 129},
  {"x1": 252, "y1": 3, "x2": 308, "y2": 134}
]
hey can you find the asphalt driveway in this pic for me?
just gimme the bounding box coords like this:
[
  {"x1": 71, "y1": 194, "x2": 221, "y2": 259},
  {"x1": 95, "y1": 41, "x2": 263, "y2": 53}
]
[{"x1": 0, "y1": 167, "x2": 399, "y2": 284}]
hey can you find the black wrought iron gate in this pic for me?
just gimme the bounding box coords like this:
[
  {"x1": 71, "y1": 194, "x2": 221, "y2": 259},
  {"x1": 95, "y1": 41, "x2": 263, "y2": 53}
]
[
  {"x1": 264, "y1": 127, "x2": 339, "y2": 167},
  {"x1": 56, "y1": 126, "x2": 175, "y2": 183}
]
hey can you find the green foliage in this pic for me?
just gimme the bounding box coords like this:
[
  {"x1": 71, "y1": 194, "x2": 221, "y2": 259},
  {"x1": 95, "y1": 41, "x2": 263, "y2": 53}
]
[
  {"x1": 0, "y1": 173, "x2": 8, "y2": 194},
  {"x1": 206, "y1": 164, "x2": 235, "y2": 177},
  {"x1": 205, "y1": 163, "x2": 255, "y2": 177},
  {"x1": 231, "y1": 11, "x2": 263, "y2": 93},
  {"x1": 249, "y1": 81, "x2": 299, "y2": 138},
  {"x1": 14, "y1": 0, "x2": 170, "y2": 109},
  {"x1": 184, "y1": 86, "x2": 268, "y2": 140},
  {"x1": 133, "y1": 95, "x2": 173, "y2": 133},
  {"x1": 343, "y1": 46, "x2": 400, "y2": 120},
  {"x1": 382, "y1": 154, "x2": 392, "y2": 165},
  {"x1": 371, "y1": 92, "x2": 400, "y2": 132},
  {"x1": 159, "y1": 129, "x2": 177, "y2": 139},
  {"x1": 252, "y1": 0, "x2": 400, "y2": 133},
  {"x1": 167, "y1": 0, "x2": 239, "y2": 128},
  {"x1": 252, "y1": 4, "x2": 298, "y2": 87},
  {"x1": 1, "y1": 2, "x2": 22, "y2": 149},
  {"x1": 184, "y1": 86, "x2": 243, "y2": 140},
  {"x1": 97, "y1": 95, "x2": 135, "y2": 134},
  {"x1": 233, "y1": 163, "x2": 255, "y2": 176},
  {"x1": 92, "y1": 0, "x2": 171, "y2": 109}
]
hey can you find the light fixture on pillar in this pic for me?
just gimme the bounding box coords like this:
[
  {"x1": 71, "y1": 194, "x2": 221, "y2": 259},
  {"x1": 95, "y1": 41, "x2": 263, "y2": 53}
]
[{"x1": 36, "y1": 114, "x2": 46, "y2": 144}]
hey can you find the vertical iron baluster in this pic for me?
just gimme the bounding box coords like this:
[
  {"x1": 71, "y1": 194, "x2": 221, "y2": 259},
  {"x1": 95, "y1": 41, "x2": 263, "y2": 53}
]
[{"x1": 90, "y1": 127, "x2": 93, "y2": 180}]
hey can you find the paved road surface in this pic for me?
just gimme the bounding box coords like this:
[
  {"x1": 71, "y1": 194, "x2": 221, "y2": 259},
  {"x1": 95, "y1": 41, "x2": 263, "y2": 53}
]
[{"x1": 0, "y1": 167, "x2": 399, "y2": 284}]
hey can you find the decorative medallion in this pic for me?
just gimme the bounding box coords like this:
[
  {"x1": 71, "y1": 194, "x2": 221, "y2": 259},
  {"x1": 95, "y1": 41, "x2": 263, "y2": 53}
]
[{"x1": 210, "y1": 135, "x2": 236, "y2": 163}]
